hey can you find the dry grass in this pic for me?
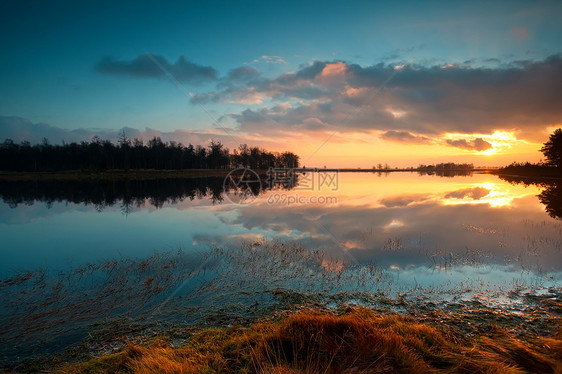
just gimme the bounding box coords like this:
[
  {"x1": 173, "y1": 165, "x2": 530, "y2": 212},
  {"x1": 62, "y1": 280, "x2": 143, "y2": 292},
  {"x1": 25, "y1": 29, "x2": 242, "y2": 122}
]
[
  {"x1": 54, "y1": 307, "x2": 561, "y2": 374},
  {"x1": 2, "y1": 242, "x2": 561, "y2": 372}
]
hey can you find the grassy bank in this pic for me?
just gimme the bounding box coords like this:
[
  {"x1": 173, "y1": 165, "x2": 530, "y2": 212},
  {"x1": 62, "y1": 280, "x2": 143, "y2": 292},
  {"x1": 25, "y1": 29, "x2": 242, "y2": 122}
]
[
  {"x1": 2, "y1": 243, "x2": 561, "y2": 373},
  {"x1": 46, "y1": 306, "x2": 562, "y2": 373}
]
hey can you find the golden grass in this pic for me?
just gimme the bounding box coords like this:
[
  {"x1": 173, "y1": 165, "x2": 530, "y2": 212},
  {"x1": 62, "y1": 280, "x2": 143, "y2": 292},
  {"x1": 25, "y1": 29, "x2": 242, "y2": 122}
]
[{"x1": 55, "y1": 307, "x2": 561, "y2": 374}]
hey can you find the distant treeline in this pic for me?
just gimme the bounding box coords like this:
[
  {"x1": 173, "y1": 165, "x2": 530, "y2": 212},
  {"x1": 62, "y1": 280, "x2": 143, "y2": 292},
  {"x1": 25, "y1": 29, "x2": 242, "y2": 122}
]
[
  {"x1": 417, "y1": 163, "x2": 474, "y2": 170},
  {"x1": 497, "y1": 162, "x2": 561, "y2": 177},
  {"x1": 0, "y1": 136, "x2": 300, "y2": 172}
]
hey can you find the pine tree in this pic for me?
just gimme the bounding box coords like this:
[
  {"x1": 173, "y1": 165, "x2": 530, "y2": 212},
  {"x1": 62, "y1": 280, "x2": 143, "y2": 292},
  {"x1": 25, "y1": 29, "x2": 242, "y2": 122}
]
[{"x1": 541, "y1": 128, "x2": 562, "y2": 169}]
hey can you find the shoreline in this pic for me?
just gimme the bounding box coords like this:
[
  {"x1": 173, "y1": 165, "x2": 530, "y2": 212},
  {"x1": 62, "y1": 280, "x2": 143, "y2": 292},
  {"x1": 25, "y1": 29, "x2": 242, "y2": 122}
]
[
  {"x1": 0, "y1": 167, "x2": 502, "y2": 182},
  {"x1": 1, "y1": 243, "x2": 560, "y2": 372},
  {"x1": 10, "y1": 297, "x2": 562, "y2": 373}
]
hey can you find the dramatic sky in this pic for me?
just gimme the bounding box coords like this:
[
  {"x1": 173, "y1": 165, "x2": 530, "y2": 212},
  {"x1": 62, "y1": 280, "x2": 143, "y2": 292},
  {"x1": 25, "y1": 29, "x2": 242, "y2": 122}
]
[{"x1": 1, "y1": 0, "x2": 562, "y2": 167}]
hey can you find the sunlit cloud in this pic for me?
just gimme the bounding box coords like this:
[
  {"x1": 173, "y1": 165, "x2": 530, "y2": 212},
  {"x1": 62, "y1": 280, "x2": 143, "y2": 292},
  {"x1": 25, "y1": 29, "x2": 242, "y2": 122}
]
[
  {"x1": 379, "y1": 130, "x2": 432, "y2": 145},
  {"x1": 441, "y1": 182, "x2": 537, "y2": 207},
  {"x1": 224, "y1": 90, "x2": 267, "y2": 105},
  {"x1": 320, "y1": 62, "x2": 347, "y2": 77},
  {"x1": 193, "y1": 55, "x2": 562, "y2": 152},
  {"x1": 343, "y1": 86, "x2": 368, "y2": 97},
  {"x1": 442, "y1": 131, "x2": 524, "y2": 155},
  {"x1": 445, "y1": 137, "x2": 493, "y2": 152},
  {"x1": 384, "y1": 219, "x2": 405, "y2": 230},
  {"x1": 387, "y1": 108, "x2": 407, "y2": 118},
  {"x1": 8, "y1": 54, "x2": 562, "y2": 167}
]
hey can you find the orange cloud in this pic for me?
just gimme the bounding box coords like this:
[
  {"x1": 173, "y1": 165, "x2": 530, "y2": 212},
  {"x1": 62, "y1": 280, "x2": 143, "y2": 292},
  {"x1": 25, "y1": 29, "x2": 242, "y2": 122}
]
[
  {"x1": 343, "y1": 86, "x2": 368, "y2": 97},
  {"x1": 320, "y1": 62, "x2": 347, "y2": 77}
]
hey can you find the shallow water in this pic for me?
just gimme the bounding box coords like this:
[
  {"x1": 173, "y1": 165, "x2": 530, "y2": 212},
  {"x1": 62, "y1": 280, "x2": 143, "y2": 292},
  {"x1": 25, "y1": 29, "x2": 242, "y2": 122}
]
[{"x1": 0, "y1": 171, "x2": 561, "y2": 364}]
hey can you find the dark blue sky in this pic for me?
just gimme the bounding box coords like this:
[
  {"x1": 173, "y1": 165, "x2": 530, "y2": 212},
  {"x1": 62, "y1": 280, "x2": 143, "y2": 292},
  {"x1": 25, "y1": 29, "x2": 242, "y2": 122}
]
[{"x1": 1, "y1": 0, "x2": 561, "y2": 165}]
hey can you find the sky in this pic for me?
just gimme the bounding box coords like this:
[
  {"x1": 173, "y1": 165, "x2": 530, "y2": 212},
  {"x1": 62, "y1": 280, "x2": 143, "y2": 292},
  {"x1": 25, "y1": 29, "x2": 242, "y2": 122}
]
[{"x1": 1, "y1": 0, "x2": 562, "y2": 167}]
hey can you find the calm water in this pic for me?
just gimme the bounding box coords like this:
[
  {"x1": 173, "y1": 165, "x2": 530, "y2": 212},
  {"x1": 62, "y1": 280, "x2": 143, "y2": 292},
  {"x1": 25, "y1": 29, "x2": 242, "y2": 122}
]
[
  {"x1": 1, "y1": 172, "x2": 561, "y2": 279},
  {"x1": 1, "y1": 172, "x2": 561, "y2": 363}
]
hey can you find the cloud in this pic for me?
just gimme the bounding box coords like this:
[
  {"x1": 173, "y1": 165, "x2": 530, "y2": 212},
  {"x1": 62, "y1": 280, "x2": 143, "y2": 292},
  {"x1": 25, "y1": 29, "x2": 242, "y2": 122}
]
[
  {"x1": 192, "y1": 61, "x2": 329, "y2": 105},
  {"x1": 95, "y1": 54, "x2": 218, "y2": 83},
  {"x1": 0, "y1": 116, "x2": 278, "y2": 150},
  {"x1": 191, "y1": 55, "x2": 562, "y2": 141},
  {"x1": 380, "y1": 130, "x2": 432, "y2": 144},
  {"x1": 226, "y1": 66, "x2": 261, "y2": 81},
  {"x1": 228, "y1": 189, "x2": 561, "y2": 270},
  {"x1": 444, "y1": 187, "x2": 491, "y2": 200},
  {"x1": 261, "y1": 55, "x2": 287, "y2": 64},
  {"x1": 379, "y1": 193, "x2": 431, "y2": 207},
  {"x1": 446, "y1": 137, "x2": 493, "y2": 151},
  {"x1": 0, "y1": 116, "x2": 80, "y2": 145},
  {"x1": 247, "y1": 55, "x2": 288, "y2": 64}
]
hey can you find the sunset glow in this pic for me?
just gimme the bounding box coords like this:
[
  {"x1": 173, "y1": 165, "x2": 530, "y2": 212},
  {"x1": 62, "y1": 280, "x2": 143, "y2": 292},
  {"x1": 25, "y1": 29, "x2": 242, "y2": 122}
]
[
  {"x1": 2, "y1": 2, "x2": 562, "y2": 371},
  {"x1": 1, "y1": 2, "x2": 560, "y2": 168}
]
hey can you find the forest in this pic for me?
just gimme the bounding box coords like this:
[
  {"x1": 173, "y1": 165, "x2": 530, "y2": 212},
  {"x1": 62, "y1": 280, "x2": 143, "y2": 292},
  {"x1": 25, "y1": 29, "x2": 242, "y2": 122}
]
[{"x1": 0, "y1": 135, "x2": 300, "y2": 172}]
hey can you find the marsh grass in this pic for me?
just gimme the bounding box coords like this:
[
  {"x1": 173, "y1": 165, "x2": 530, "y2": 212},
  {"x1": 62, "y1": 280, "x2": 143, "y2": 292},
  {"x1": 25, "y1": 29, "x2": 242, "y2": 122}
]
[
  {"x1": 1, "y1": 241, "x2": 560, "y2": 372},
  {"x1": 55, "y1": 307, "x2": 562, "y2": 373},
  {"x1": 0, "y1": 242, "x2": 391, "y2": 366}
]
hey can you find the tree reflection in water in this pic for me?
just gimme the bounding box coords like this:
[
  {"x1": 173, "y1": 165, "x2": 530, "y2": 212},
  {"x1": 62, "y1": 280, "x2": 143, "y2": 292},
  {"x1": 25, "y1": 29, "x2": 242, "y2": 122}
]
[
  {"x1": 0, "y1": 175, "x2": 297, "y2": 212},
  {"x1": 539, "y1": 183, "x2": 562, "y2": 220},
  {"x1": 499, "y1": 175, "x2": 562, "y2": 220}
]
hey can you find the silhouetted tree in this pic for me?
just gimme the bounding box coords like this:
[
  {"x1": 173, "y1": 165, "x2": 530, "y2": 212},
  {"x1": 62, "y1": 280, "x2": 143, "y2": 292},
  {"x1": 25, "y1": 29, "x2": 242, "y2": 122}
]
[
  {"x1": 541, "y1": 128, "x2": 562, "y2": 170},
  {"x1": 195, "y1": 145, "x2": 207, "y2": 169},
  {"x1": 0, "y1": 137, "x2": 299, "y2": 172},
  {"x1": 117, "y1": 130, "x2": 131, "y2": 170},
  {"x1": 207, "y1": 140, "x2": 229, "y2": 169},
  {"x1": 238, "y1": 144, "x2": 250, "y2": 168}
]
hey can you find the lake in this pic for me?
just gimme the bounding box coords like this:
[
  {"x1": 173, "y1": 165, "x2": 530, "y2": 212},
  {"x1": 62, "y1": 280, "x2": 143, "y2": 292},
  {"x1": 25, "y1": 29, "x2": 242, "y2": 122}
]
[{"x1": 1, "y1": 171, "x2": 561, "y2": 363}]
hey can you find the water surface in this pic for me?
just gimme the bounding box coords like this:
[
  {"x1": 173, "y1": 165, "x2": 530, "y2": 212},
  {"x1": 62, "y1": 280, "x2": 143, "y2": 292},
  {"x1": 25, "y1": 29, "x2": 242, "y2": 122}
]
[
  {"x1": 1, "y1": 172, "x2": 561, "y2": 363},
  {"x1": 1, "y1": 172, "x2": 560, "y2": 280}
]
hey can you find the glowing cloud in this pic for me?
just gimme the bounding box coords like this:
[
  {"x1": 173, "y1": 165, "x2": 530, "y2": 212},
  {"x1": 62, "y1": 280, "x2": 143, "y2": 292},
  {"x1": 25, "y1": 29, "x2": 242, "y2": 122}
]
[
  {"x1": 446, "y1": 137, "x2": 493, "y2": 152},
  {"x1": 320, "y1": 62, "x2": 347, "y2": 77}
]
